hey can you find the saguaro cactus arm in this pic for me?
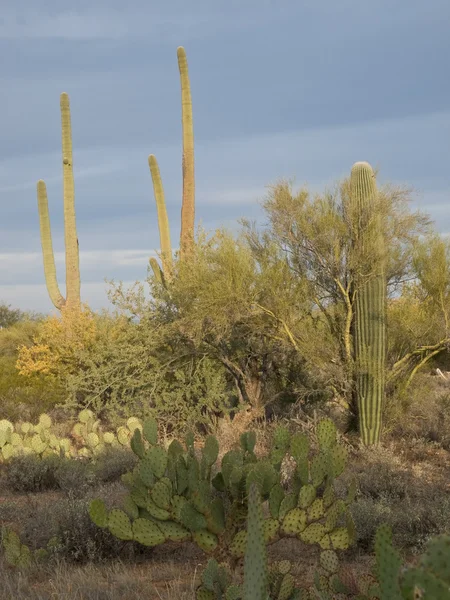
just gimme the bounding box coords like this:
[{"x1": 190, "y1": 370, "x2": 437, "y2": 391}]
[
  {"x1": 37, "y1": 180, "x2": 65, "y2": 310},
  {"x1": 148, "y1": 154, "x2": 172, "y2": 276},
  {"x1": 177, "y1": 46, "x2": 195, "y2": 260},
  {"x1": 37, "y1": 92, "x2": 81, "y2": 311}
]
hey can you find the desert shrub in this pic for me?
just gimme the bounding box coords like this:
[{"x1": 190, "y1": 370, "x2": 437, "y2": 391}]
[
  {"x1": 384, "y1": 373, "x2": 450, "y2": 447},
  {"x1": 4, "y1": 454, "x2": 61, "y2": 493},
  {"x1": 351, "y1": 493, "x2": 450, "y2": 553},
  {"x1": 20, "y1": 485, "x2": 151, "y2": 563},
  {"x1": 92, "y1": 447, "x2": 138, "y2": 484},
  {"x1": 53, "y1": 459, "x2": 96, "y2": 496}
]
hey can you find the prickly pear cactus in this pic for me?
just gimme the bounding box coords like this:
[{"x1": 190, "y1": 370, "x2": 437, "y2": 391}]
[
  {"x1": 89, "y1": 415, "x2": 356, "y2": 578},
  {"x1": 0, "y1": 410, "x2": 145, "y2": 463}
]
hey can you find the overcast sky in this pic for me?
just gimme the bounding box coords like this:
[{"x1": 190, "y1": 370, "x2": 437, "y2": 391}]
[{"x1": 1, "y1": 0, "x2": 449, "y2": 313}]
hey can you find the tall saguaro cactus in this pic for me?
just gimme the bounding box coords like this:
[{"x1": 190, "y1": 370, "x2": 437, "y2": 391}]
[
  {"x1": 148, "y1": 46, "x2": 195, "y2": 281},
  {"x1": 37, "y1": 92, "x2": 81, "y2": 311},
  {"x1": 349, "y1": 162, "x2": 386, "y2": 446}
]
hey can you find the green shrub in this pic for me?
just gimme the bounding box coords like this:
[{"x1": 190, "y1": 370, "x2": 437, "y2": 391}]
[{"x1": 0, "y1": 356, "x2": 63, "y2": 422}]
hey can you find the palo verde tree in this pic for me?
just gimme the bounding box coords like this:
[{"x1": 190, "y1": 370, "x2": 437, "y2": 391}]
[{"x1": 143, "y1": 228, "x2": 314, "y2": 425}]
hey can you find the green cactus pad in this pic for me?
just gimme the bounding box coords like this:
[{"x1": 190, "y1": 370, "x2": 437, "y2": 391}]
[
  {"x1": 117, "y1": 426, "x2": 130, "y2": 446},
  {"x1": 279, "y1": 493, "x2": 298, "y2": 521},
  {"x1": 168, "y1": 438, "x2": 184, "y2": 458},
  {"x1": 278, "y1": 573, "x2": 296, "y2": 600},
  {"x1": 157, "y1": 520, "x2": 191, "y2": 542},
  {"x1": 221, "y1": 449, "x2": 244, "y2": 487},
  {"x1": 59, "y1": 438, "x2": 71, "y2": 453},
  {"x1": 139, "y1": 457, "x2": 156, "y2": 487},
  {"x1": 30, "y1": 434, "x2": 47, "y2": 454},
  {"x1": 72, "y1": 422, "x2": 84, "y2": 437},
  {"x1": 78, "y1": 409, "x2": 94, "y2": 423},
  {"x1": 151, "y1": 480, "x2": 171, "y2": 510},
  {"x1": 202, "y1": 435, "x2": 219, "y2": 467},
  {"x1": 20, "y1": 422, "x2": 32, "y2": 434},
  {"x1": 10, "y1": 433, "x2": 23, "y2": 447},
  {"x1": 133, "y1": 518, "x2": 165, "y2": 546},
  {"x1": 329, "y1": 527, "x2": 350, "y2": 550},
  {"x1": 246, "y1": 461, "x2": 278, "y2": 496},
  {"x1": 263, "y1": 518, "x2": 280, "y2": 543},
  {"x1": 193, "y1": 529, "x2": 218, "y2": 552},
  {"x1": 299, "y1": 523, "x2": 327, "y2": 545},
  {"x1": 206, "y1": 498, "x2": 225, "y2": 535},
  {"x1": 324, "y1": 499, "x2": 346, "y2": 534},
  {"x1": 316, "y1": 419, "x2": 336, "y2": 450},
  {"x1": 143, "y1": 417, "x2": 158, "y2": 445},
  {"x1": 86, "y1": 432, "x2": 99, "y2": 448},
  {"x1": 123, "y1": 495, "x2": 140, "y2": 520},
  {"x1": 0, "y1": 431, "x2": 11, "y2": 449},
  {"x1": 281, "y1": 508, "x2": 307, "y2": 536},
  {"x1": 146, "y1": 446, "x2": 168, "y2": 479},
  {"x1": 176, "y1": 456, "x2": 189, "y2": 494},
  {"x1": 89, "y1": 499, "x2": 108, "y2": 528},
  {"x1": 103, "y1": 431, "x2": 115, "y2": 444},
  {"x1": 0, "y1": 419, "x2": 14, "y2": 433},
  {"x1": 230, "y1": 530, "x2": 247, "y2": 558},
  {"x1": 240, "y1": 431, "x2": 257, "y2": 453},
  {"x1": 180, "y1": 501, "x2": 208, "y2": 531},
  {"x1": 310, "y1": 453, "x2": 328, "y2": 487},
  {"x1": 196, "y1": 588, "x2": 215, "y2": 600},
  {"x1": 318, "y1": 534, "x2": 331, "y2": 550},
  {"x1": 323, "y1": 483, "x2": 336, "y2": 509},
  {"x1": 126, "y1": 417, "x2": 142, "y2": 433},
  {"x1": 298, "y1": 484, "x2": 316, "y2": 509},
  {"x1": 290, "y1": 432, "x2": 309, "y2": 460},
  {"x1": 108, "y1": 509, "x2": 133, "y2": 540},
  {"x1": 420, "y1": 534, "x2": 450, "y2": 584},
  {"x1": 38, "y1": 413, "x2": 52, "y2": 429},
  {"x1": 130, "y1": 428, "x2": 145, "y2": 458},
  {"x1": 225, "y1": 586, "x2": 241, "y2": 600},
  {"x1": 269, "y1": 484, "x2": 285, "y2": 519},
  {"x1": 330, "y1": 444, "x2": 348, "y2": 478},
  {"x1": 320, "y1": 550, "x2": 339, "y2": 573},
  {"x1": 374, "y1": 524, "x2": 403, "y2": 600},
  {"x1": 145, "y1": 498, "x2": 171, "y2": 521},
  {"x1": 307, "y1": 498, "x2": 324, "y2": 521}
]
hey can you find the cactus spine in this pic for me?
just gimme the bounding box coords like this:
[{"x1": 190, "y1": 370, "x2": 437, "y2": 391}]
[
  {"x1": 350, "y1": 162, "x2": 386, "y2": 446},
  {"x1": 149, "y1": 46, "x2": 195, "y2": 280},
  {"x1": 37, "y1": 92, "x2": 80, "y2": 311}
]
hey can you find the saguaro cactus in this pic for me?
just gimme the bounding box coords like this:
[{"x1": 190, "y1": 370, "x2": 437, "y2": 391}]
[
  {"x1": 148, "y1": 46, "x2": 195, "y2": 281},
  {"x1": 349, "y1": 162, "x2": 386, "y2": 446},
  {"x1": 37, "y1": 92, "x2": 80, "y2": 311}
]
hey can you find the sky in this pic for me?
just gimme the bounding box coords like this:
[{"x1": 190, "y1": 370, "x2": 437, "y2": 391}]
[{"x1": 0, "y1": 0, "x2": 449, "y2": 313}]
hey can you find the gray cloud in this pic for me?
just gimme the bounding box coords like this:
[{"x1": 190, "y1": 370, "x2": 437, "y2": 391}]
[{"x1": 1, "y1": 0, "x2": 449, "y2": 312}]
